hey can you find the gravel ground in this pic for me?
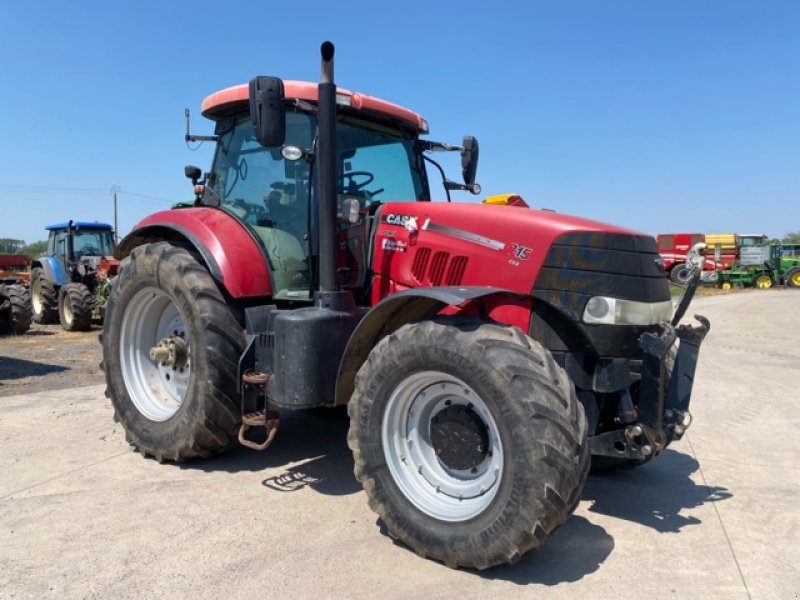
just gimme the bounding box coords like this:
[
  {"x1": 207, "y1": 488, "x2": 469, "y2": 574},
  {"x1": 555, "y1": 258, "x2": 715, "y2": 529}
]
[{"x1": 0, "y1": 323, "x2": 103, "y2": 397}]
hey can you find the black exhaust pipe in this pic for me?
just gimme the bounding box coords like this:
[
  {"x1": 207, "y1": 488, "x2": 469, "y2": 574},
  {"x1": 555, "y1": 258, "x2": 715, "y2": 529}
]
[{"x1": 317, "y1": 41, "x2": 337, "y2": 292}]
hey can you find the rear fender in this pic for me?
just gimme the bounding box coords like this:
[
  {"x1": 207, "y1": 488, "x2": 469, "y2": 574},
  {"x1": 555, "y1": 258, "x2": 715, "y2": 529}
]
[
  {"x1": 334, "y1": 286, "x2": 529, "y2": 406},
  {"x1": 31, "y1": 257, "x2": 66, "y2": 286},
  {"x1": 117, "y1": 208, "x2": 271, "y2": 299}
]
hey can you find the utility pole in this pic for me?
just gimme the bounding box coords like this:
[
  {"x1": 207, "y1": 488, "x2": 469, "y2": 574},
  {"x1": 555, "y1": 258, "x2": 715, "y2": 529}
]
[{"x1": 111, "y1": 185, "x2": 121, "y2": 242}]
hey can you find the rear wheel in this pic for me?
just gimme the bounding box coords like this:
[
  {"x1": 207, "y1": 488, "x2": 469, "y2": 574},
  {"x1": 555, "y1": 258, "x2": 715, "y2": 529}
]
[
  {"x1": 348, "y1": 319, "x2": 589, "y2": 569},
  {"x1": 787, "y1": 268, "x2": 800, "y2": 288},
  {"x1": 755, "y1": 274, "x2": 773, "y2": 289},
  {"x1": 669, "y1": 265, "x2": 691, "y2": 286},
  {"x1": 0, "y1": 284, "x2": 32, "y2": 335},
  {"x1": 59, "y1": 282, "x2": 94, "y2": 331},
  {"x1": 31, "y1": 267, "x2": 59, "y2": 324},
  {"x1": 102, "y1": 242, "x2": 244, "y2": 461},
  {"x1": 720, "y1": 281, "x2": 732, "y2": 291}
]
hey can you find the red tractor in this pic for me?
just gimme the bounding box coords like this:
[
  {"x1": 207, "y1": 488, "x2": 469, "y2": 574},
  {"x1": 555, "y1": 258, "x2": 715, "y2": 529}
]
[{"x1": 103, "y1": 43, "x2": 709, "y2": 569}]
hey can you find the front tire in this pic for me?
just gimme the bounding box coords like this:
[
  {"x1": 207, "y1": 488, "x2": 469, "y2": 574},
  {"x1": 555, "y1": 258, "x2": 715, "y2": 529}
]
[
  {"x1": 102, "y1": 242, "x2": 244, "y2": 461},
  {"x1": 348, "y1": 319, "x2": 589, "y2": 569},
  {"x1": 786, "y1": 268, "x2": 800, "y2": 288},
  {"x1": 59, "y1": 282, "x2": 94, "y2": 331},
  {"x1": 31, "y1": 267, "x2": 59, "y2": 324}
]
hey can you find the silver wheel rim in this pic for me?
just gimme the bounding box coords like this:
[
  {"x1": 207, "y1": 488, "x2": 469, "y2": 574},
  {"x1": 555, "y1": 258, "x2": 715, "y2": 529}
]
[
  {"x1": 120, "y1": 287, "x2": 190, "y2": 421},
  {"x1": 382, "y1": 370, "x2": 503, "y2": 522},
  {"x1": 62, "y1": 292, "x2": 73, "y2": 325},
  {"x1": 32, "y1": 278, "x2": 43, "y2": 314}
]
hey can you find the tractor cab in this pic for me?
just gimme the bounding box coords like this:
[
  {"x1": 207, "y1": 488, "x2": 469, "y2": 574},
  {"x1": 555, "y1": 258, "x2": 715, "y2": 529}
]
[
  {"x1": 191, "y1": 81, "x2": 476, "y2": 302},
  {"x1": 45, "y1": 221, "x2": 116, "y2": 277}
]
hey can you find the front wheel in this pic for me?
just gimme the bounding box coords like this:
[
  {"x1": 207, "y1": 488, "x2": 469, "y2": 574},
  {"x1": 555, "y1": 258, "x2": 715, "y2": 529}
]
[
  {"x1": 59, "y1": 282, "x2": 94, "y2": 331},
  {"x1": 102, "y1": 242, "x2": 244, "y2": 462},
  {"x1": 348, "y1": 319, "x2": 589, "y2": 569},
  {"x1": 755, "y1": 274, "x2": 773, "y2": 289}
]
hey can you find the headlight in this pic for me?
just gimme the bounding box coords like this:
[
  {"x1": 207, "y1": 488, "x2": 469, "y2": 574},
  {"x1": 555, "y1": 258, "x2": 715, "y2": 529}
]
[{"x1": 583, "y1": 297, "x2": 673, "y2": 326}]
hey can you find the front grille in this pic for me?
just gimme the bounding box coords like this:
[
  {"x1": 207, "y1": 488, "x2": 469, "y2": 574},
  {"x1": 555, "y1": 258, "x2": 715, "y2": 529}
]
[{"x1": 534, "y1": 232, "x2": 669, "y2": 320}]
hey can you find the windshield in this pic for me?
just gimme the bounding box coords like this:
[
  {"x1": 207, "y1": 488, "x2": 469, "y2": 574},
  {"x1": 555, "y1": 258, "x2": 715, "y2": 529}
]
[
  {"x1": 207, "y1": 109, "x2": 426, "y2": 299},
  {"x1": 52, "y1": 229, "x2": 115, "y2": 258}
]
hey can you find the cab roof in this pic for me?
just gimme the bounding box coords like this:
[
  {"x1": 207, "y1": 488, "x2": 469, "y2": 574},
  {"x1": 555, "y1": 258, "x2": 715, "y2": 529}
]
[
  {"x1": 201, "y1": 80, "x2": 428, "y2": 134},
  {"x1": 45, "y1": 222, "x2": 113, "y2": 231}
]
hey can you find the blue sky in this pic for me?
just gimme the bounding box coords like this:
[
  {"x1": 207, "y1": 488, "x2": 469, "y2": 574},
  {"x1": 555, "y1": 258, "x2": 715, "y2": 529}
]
[{"x1": 1, "y1": 1, "x2": 797, "y2": 245}]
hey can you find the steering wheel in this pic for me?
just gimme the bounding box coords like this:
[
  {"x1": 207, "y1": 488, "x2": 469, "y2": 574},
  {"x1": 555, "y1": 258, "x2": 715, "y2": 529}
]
[
  {"x1": 81, "y1": 246, "x2": 101, "y2": 256},
  {"x1": 339, "y1": 171, "x2": 374, "y2": 193}
]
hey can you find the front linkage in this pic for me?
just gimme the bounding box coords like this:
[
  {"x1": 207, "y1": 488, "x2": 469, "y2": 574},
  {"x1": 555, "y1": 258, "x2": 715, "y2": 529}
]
[{"x1": 590, "y1": 271, "x2": 710, "y2": 461}]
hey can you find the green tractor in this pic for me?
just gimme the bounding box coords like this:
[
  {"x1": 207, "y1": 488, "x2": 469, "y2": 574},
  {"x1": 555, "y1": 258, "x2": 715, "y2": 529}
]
[
  {"x1": 30, "y1": 221, "x2": 118, "y2": 331},
  {"x1": 716, "y1": 243, "x2": 800, "y2": 290}
]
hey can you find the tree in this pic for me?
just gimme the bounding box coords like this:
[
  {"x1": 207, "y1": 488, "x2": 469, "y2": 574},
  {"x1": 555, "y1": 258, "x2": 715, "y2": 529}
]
[
  {"x1": 782, "y1": 232, "x2": 800, "y2": 244},
  {"x1": 19, "y1": 240, "x2": 47, "y2": 258},
  {"x1": 0, "y1": 238, "x2": 25, "y2": 253}
]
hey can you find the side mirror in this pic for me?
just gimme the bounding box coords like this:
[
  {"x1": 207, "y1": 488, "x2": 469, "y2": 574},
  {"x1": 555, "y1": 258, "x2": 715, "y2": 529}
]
[
  {"x1": 461, "y1": 135, "x2": 479, "y2": 189},
  {"x1": 185, "y1": 165, "x2": 202, "y2": 185},
  {"x1": 249, "y1": 76, "x2": 286, "y2": 147}
]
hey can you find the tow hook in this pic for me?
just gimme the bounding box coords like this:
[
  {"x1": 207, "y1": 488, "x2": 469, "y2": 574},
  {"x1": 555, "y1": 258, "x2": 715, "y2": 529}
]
[{"x1": 239, "y1": 411, "x2": 280, "y2": 451}]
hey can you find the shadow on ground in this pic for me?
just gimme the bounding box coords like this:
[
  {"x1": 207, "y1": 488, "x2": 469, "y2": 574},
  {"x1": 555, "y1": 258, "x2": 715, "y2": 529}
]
[
  {"x1": 182, "y1": 421, "x2": 730, "y2": 583},
  {"x1": 0, "y1": 356, "x2": 69, "y2": 383},
  {"x1": 583, "y1": 448, "x2": 732, "y2": 533},
  {"x1": 180, "y1": 408, "x2": 359, "y2": 496}
]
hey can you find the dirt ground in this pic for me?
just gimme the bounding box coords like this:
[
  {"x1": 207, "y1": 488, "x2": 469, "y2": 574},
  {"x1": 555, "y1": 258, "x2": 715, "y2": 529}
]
[
  {"x1": 0, "y1": 323, "x2": 103, "y2": 397},
  {"x1": 1, "y1": 289, "x2": 798, "y2": 599}
]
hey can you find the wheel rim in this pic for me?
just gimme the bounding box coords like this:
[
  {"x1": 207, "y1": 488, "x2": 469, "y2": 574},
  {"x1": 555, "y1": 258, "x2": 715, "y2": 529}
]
[
  {"x1": 792, "y1": 273, "x2": 800, "y2": 286},
  {"x1": 382, "y1": 370, "x2": 503, "y2": 522},
  {"x1": 721, "y1": 282, "x2": 731, "y2": 290},
  {"x1": 756, "y1": 276, "x2": 772, "y2": 289},
  {"x1": 120, "y1": 287, "x2": 191, "y2": 421},
  {"x1": 32, "y1": 278, "x2": 43, "y2": 315},
  {"x1": 62, "y1": 292, "x2": 73, "y2": 325}
]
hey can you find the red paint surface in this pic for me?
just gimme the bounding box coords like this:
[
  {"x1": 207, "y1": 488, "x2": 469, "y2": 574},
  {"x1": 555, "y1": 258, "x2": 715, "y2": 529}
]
[
  {"x1": 134, "y1": 208, "x2": 271, "y2": 299},
  {"x1": 371, "y1": 202, "x2": 638, "y2": 300}
]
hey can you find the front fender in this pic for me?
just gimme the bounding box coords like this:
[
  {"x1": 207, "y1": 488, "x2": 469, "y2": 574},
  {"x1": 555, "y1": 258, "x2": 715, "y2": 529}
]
[
  {"x1": 31, "y1": 257, "x2": 66, "y2": 286},
  {"x1": 334, "y1": 286, "x2": 525, "y2": 406},
  {"x1": 118, "y1": 208, "x2": 271, "y2": 299}
]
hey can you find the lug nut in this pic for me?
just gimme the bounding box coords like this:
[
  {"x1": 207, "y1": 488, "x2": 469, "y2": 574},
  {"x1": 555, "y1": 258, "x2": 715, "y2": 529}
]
[{"x1": 640, "y1": 445, "x2": 653, "y2": 457}]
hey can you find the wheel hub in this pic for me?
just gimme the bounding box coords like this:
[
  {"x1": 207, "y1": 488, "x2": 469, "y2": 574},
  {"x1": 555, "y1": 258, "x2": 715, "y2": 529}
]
[
  {"x1": 430, "y1": 405, "x2": 489, "y2": 471},
  {"x1": 150, "y1": 335, "x2": 188, "y2": 369}
]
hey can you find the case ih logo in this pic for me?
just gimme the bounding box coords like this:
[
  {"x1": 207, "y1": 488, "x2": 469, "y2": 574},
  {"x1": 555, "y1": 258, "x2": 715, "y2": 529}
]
[
  {"x1": 512, "y1": 243, "x2": 532, "y2": 260},
  {"x1": 384, "y1": 213, "x2": 416, "y2": 227}
]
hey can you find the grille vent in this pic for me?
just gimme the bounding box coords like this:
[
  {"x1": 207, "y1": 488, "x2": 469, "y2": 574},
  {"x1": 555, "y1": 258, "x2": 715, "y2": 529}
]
[{"x1": 411, "y1": 247, "x2": 468, "y2": 286}]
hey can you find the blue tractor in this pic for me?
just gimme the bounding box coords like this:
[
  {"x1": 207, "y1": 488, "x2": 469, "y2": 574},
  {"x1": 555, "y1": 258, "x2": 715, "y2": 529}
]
[{"x1": 31, "y1": 221, "x2": 116, "y2": 331}]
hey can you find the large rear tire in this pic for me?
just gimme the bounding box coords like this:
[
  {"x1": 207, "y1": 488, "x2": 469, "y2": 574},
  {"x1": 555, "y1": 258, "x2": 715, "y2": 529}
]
[
  {"x1": 0, "y1": 284, "x2": 32, "y2": 335},
  {"x1": 31, "y1": 267, "x2": 59, "y2": 324},
  {"x1": 9, "y1": 284, "x2": 32, "y2": 335},
  {"x1": 786, "y1": 268, "x2": 800, "y2": 288},
  {"x1": 102, "y1": 242, "x2": 244, "y2": 462},
  {"x1": 669, "y1": 265, "x2": 691, "y2": 286},
  {"x1": 348, "y1": 318, "x2": 589, "y2": 569},
  {"x1": 59, "y1": 282, "x2": 94, "y2": 331}
]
